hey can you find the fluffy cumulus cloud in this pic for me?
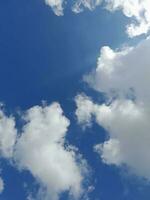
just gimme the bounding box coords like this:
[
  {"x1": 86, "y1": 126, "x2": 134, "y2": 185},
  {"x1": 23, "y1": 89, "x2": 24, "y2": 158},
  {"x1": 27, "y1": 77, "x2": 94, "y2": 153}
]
[
  {"x1": 14, "y1": 103, "x2": 87, "y2": 200},
  {"x1": 45, "y1": 0, "x2": 64, "y2": 16},
  {"x1": 75, "y1": 36, "x2": 150, "y2": 180}
]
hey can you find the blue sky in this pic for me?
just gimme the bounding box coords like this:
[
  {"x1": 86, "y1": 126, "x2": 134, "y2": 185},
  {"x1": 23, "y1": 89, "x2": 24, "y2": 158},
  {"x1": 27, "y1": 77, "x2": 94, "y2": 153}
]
[{"x1": 0, "y1": 1, "x2": 150, "y2": 200}]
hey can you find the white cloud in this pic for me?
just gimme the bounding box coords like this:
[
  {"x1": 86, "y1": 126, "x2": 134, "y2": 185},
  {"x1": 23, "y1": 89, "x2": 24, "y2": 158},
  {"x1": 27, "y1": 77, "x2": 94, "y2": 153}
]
[
  {"x1": 72, "y1": 0, "x2": 102, "y2": 13},
  {"x1": 45, "y1": 0, "x2": 64, "y2": 16},
  {"x1": 14, "y1": 103, "x2": 87, "y2": 200},
  {"x1": 0, "y1": 177, "x2": 4, "y2": 194},
  {"x1": 104, "y1": 0, "x2": 150, "y2": 37},
  {"x1": 0, "y1": 108, "x2": 17, "y2": 158},
  {"x1": 76, "y1": 37, "x2": 150, "y2": 180}
]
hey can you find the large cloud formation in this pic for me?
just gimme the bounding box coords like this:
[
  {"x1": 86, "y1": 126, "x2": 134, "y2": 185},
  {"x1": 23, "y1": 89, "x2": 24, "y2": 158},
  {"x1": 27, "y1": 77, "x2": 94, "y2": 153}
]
[
  {"x1": 44, "y1": 0, "x2": 150, "y2": 37},
  {"x1": 75, "y1": 37, "x2": 150, "y2": 180},
  {"x1": 0, "y1": 103, "x2": 87, "y2": 200}
]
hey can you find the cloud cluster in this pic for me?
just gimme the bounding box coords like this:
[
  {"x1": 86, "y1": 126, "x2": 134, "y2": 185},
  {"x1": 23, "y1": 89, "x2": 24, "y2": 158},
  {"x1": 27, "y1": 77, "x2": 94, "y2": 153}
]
[
  {"x1": 75, "y1": 37, "x2": 150, "y2": 180},
  {"x1": 0, "y1": 103, "x2": 87, "y2": 200},
  {"x1": 44, "y1": 0, "x2": 150, "y2": 37}
]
